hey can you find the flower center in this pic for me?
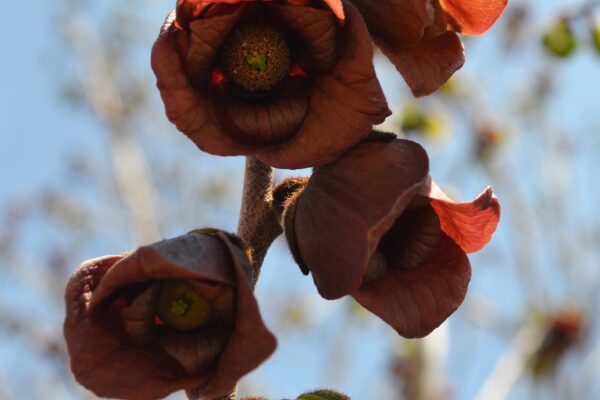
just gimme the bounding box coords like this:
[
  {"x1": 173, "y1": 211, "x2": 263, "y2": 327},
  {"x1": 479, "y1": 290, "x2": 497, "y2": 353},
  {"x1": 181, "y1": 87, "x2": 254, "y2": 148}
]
[
  {"x1": 221, "y1": 24, "x2": 291, "y2": 92},
  {"x1": 157, "y1": 280, "x2": 211, "y2": 331}
]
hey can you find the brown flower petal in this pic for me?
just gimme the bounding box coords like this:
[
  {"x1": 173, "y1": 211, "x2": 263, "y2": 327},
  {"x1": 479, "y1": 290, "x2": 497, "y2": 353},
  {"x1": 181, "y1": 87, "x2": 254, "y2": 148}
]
[
  {"x1": 258, "y1": 1, "x2": 390, "y2": 168},
  {"x1": 176, "y1": 0, "x2": 253, "y2": 29},
  {"x1": 152, "y1": 13, "x2": 247, "y2": 157},
  {"x1": 176, "y1": 0, "x2": 346, "y2": 28},
  {"x1": 379, "y1": 205, "x2": 442, "y2": 270},
  {"x1": 65, "y1": 256, "x2": 193, "y2": 400},
  {"x1": 120, "y1": 283, "x2": 161, "y2": 345},
  {"x1": 348, "y1": 0, "x2": 433, "y2": 45},
  {"x1": 267, "y1": 4, "x2": 338, "y2": 72},
  {"x1": 439, "y1": 0, "x2": 508, "y2": 35},
  {"x1": 153, "y1": 1, "x2": 389, "y2": 168},
  {"x1": 379, "y1": 31, "x2": 465, "y2": 97},
  {"x1": 352, "y1": 234, "x2": 471, "y2": 338},
  {"x1": 64, "y1": 232, "x2": 276, "y2": 400},
  {"x1": 422, "y1": 179, "x2": 501, "y2": 254},
  {"x1": 186, "y1": 5, "x2": 244, "y2": 87},
  {"x1": 295, "y1": 139, "x2": 429, "y2": 299},
  {"x1": 158, "y1": 327, "x2": 231, "y2": 375}
]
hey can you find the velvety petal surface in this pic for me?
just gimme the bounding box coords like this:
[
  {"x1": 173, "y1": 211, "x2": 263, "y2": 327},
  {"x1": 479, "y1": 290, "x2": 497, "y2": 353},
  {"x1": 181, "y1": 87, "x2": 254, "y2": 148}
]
[
  {"x1": 268, "y1": 4, "x2": 338, "y2": 71},
  {"x1": 295, "y1": 139, "x2": 429, "y2": 299},
  {"x1": 154, "y1": 2, "x2": 387, "y2": 168},
  {"x1": 378, "y1": 31, "x2": 465, "y2": 97},
  {"x1": 64, "y1": 256, "x2": 198, "y2": 400},
  {"x1": 348, "y1": 0, "x2": 433, "y2": 45},
  {"x1": 258, "y1": 1, "x2": 390, "y2": 168},
  {"x1": 186, "y1": 5, "x2": 243, "y2": 87},
  {"x1": 152, "y1": 12, "x2": 250, "y2": 157},
  {"x1": 64, "y1": 232, "x2": 276, "y2": 400},
  {"x1": 439, "y1": 0, "x2": 508, "y2": 35},
  {"x1": 422, "y1": 180, "x2": 501, "y2": 253},
  {"x1": 352, "y1": 235, "x2": 471, "y2": 338}
]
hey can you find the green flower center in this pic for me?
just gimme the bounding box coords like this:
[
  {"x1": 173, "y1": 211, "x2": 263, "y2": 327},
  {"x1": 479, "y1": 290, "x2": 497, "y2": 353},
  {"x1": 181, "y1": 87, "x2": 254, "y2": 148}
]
[
  {"x1": 221, "y1": 24, "x2": 291, "y2": 92},
  {"x1": 245, "y1": 53, "x2": 268, "y2": 72},
  {"x1": 157, "y1": 280, "x2": 211, "y2": 331}
]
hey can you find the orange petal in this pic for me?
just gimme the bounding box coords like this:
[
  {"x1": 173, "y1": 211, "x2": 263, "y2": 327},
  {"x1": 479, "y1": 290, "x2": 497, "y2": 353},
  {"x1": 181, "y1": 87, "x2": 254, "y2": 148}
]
[
  {"x1": 423, "y1": 180, "x2": 501, "y2": 254},
  {"x1": 439, "y1": 0, "x2": 508, "y2": 35},
  {"x1": 378, "y1": 31, "x2": 465, "y2": 97},
  {"x1": 322, "y1": 0, "x2": 345, "y2": 20},
  {"x1": 353, "y1": 235, "x2": 471, "y2": 338}
]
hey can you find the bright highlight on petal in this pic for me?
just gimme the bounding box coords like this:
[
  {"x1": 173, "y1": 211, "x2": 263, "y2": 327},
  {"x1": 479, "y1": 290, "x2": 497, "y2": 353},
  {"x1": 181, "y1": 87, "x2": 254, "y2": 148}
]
[{"x1": 439, "y1": 0, "x2": 508, "y2": 35}]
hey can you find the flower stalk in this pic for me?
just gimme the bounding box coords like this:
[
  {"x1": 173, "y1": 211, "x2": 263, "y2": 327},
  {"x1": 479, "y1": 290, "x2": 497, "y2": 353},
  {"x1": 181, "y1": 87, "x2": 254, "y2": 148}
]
[{"x1": 236, "y1": 156, "x2": 283, "y2": 286}]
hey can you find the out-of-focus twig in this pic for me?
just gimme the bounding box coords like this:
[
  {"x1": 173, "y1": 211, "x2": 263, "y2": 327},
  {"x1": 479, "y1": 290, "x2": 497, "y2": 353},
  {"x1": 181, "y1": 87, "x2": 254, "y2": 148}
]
[
  {"x1": 61, "y1": 8, "x2": 162, "y2": 244},
  {"x1": 474, "y1": 325, "x2": 545, "y2": 400}
]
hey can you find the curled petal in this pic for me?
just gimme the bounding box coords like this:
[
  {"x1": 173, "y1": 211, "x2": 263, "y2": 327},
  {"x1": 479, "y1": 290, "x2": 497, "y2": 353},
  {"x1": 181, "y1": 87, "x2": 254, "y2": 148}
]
[
  {"x1": 423, "y1": 180, "x2": 501, "y2": 254},
  {"x1": 352, "y1": 235, "x2": 471, "y2": 338},
  {"x1": 121, "y1": 284, "x2": 161, "y2": 345},
  {"x1": 322, "y1": 0, "x2": 345, "y2": 21},
  {"x1": 64, "y1": 256, "x2": 197, "y2": 400},
  {"x1": 439, "y1": 0, "x2": 508, "y2": 35},
  {"x1": 295, "y1": 139, "x2": 429, "y2": 299},
  {"x1": 380, "y1": 205, "x2": 442, "y2": 270},
  {"x1": 258, "y1": 1, "x2": 390, "y2": 168},
  {"x1": 268, "y1": 4, "x2": 338, "y2": 71},
  {"x1": 176, "y1": 0, "x2": 252, "y2": 29},
  {"x1": 159, "y1": 327, "x2": 230, "y2": 375},
  {"x1": 64, "y1": 232, "x2": 275, "y2": 400},
  {"x1": 348, "y1": 0, "x2": 433, "y2": 45},
  {"x1": 379, "y1": 31, "x2": 465, "y2": 97},
  {"x1": 187, "y1": 5, "x2": 243, "y2": 87},
  {"x1": 151, "y1": 18, "x2": 248, "y2": 157},
  {"x1": 90, "y1": 234, "x2": 239, "y2": 309}
]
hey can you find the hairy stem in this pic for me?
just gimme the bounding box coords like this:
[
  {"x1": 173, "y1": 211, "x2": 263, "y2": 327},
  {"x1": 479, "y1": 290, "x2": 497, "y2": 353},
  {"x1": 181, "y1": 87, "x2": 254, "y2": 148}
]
[{"x1": 236, "y1": 156, "x2": 283, "y2": 286}]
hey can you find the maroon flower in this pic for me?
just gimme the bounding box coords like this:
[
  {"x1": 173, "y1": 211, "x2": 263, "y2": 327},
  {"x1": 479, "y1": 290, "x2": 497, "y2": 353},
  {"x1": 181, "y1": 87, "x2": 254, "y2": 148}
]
[
  {"x1": 284, "y1": 137, "x2": 500, "y2": 337},
  {"x1": 348, "y1": 0, "x2": 508, "y2": 96},
  {"x1": 64, "y1": 230, "x2": 276, "y2": 399},
  {"x1": 151, "y1": 0, "x2": 390, "y2": 169}
]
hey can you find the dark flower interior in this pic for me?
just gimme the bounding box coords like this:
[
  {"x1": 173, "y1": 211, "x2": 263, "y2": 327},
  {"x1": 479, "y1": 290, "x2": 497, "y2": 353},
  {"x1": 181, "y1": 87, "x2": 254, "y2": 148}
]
[
  {"x1": 184, "y1": 2, "x2": 340, "y2": 145},
  {"x1": 378, "y1": 202, "x2": 442, "y2": 271},
  {"x1": 103, "y1": 278, "x2": 236, "y2": 375}
]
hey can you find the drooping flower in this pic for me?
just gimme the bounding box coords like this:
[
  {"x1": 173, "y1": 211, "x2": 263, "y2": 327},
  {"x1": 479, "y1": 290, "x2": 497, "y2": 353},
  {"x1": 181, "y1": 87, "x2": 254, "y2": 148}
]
[
  {"x1": 152, "y1": 0, "x2": 390, "y2": 169},
  {"x1": 348, "y1": 0, "x2": 508, "y2": 96},
  {"x1": 64, "y1": 230, "x2": 276, "y2": 400},
  {"x1": 282, "y1": 136, "x2": 500, "y2": 338}
]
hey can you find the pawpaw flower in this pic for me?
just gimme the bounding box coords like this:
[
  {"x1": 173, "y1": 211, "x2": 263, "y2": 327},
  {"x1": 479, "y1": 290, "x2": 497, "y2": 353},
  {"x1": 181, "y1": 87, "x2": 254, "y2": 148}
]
[
  {"x1": 348, "y1": 0, "x2": 508, "y2": 96},
  {"x1": 151, "y1": 0, "x2": 390, "y2": 169},
  {"x1": 283, "y1": 136, "x2": 500, "y2": 338},
  {"x1": 64, "y1": 230, "x2": 276, "y2": 400}
]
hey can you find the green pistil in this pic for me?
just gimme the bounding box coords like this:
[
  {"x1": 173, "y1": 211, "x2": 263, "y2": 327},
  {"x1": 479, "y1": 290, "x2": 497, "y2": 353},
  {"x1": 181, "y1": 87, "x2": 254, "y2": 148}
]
[
  {"x1": 220, "y1": 23, "x2": 290, "y2": 92},
  {"x1": 170, "y1": 297, "x2": 191, "y2": 316},
  {"x1": 157, "y1": 280, "x2": 211, "y2": 331},
  {"x1": 245, "y1": 53, "x2": 268, "y2": 72}
]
